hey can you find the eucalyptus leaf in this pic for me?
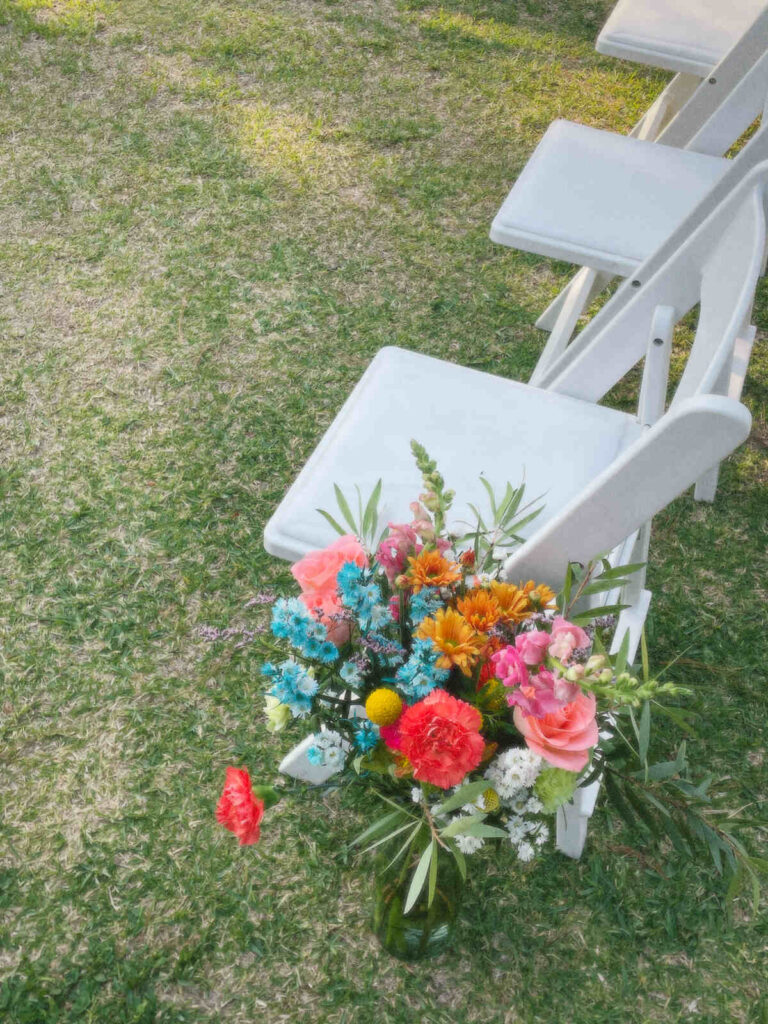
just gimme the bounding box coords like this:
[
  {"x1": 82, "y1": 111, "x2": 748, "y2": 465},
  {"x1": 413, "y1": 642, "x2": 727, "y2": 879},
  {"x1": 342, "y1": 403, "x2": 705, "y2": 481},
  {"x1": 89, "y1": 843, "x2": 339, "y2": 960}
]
[
  {"x1": 316, "y1": 507, "x2": 347, "y2": 536},
  {"x1": 428, "y1": 838, "x2": 438, "y2": 906},
  {"x1": 440, "y1": 812, "x2": 487, "y2": 838},
  {"x1": 638, "y1": 701, "x2": 651, "y2": 765},
  {"x1": 350, "y1": 810, "x2": 404, "y2": 848},
  {"x1": 433, "y1": 779, "x2": 489, "y2": 817},
  {"x1": 404, "y1": 841, "x2": 434, "y2": 914},
  {"x1": 334, "y1": 484, "x2": 358, "y2": 534},
  {"x1": 461, "y1": 823, "x2": 509, "y2": 839}
]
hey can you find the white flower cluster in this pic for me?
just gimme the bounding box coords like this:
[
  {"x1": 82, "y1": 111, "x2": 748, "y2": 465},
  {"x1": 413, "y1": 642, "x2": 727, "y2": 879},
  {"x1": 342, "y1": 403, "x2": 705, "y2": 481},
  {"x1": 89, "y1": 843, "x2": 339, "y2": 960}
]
[
  {"x1": 450, "y1": 815, "x2": 486, "y2": 856},
  {"x1": 484, "y1": 747, "x2": 543, "y2": 803},
  {"x1": 307, "y1": 728, "x2": 346, "y2": 769},
  {"x1": 506, "y1": 797, "x2": 549, "y2": 862}
]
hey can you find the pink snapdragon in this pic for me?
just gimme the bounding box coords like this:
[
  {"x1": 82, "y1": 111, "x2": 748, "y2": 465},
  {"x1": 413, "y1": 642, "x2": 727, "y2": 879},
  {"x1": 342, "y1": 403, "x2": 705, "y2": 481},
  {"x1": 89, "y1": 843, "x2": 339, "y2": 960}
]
[
  {"x1": 512, "y1": 668, "x2": 579, "y2": 718},
  {"x1": 491, "y1": 645, "x2": 529, "y2": 691},
  {"x1": 515, "y1": 629, "x2": 551, "y2": 666},
  {"x1": 493, "y1": 645, "x2": 580, "y2": 717},
  {"x1": 548, "y1": 617, "x2": 591, "y2": 664},
  {"x1": 376, "y1": 523, "x2": 422, "y2": 583}
]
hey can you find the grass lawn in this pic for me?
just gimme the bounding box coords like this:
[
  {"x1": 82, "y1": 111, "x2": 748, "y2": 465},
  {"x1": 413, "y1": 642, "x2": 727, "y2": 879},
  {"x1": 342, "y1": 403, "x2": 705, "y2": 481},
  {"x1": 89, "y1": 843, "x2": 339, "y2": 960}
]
[{"x1": 1, "y1": 0, "x2": 767, "y2": 1020}]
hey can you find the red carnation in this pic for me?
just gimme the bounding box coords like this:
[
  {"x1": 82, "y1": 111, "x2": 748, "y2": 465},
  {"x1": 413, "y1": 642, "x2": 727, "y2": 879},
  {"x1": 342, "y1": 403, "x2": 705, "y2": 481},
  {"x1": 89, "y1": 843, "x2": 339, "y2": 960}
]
[
  {"x1": 398, "y1": 689, "x2": 485, "y2": 789},
  {"x1": 216, "y1": 767, "x2": 264, "y2": 845}
]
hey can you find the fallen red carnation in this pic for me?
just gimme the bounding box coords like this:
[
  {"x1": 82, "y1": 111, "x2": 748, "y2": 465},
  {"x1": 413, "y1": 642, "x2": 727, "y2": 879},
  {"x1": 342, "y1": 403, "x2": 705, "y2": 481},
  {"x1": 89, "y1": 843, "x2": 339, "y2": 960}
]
[{"x1": 216, "y1": 767, "x2": 264, "y2": 845}]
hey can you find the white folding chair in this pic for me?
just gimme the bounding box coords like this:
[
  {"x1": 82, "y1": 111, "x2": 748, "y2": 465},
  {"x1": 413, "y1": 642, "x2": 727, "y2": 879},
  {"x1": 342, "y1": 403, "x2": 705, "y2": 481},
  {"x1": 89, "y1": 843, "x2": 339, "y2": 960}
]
[
  {"x1": 265, "y1": 166, "x2": 767, "y2": 855},
  {"x1": 491, "y1": 7, "x2": 768, "y2": 391},
  {"x1": 598, "y1": 0, "x2": 768, "y2": 142}
]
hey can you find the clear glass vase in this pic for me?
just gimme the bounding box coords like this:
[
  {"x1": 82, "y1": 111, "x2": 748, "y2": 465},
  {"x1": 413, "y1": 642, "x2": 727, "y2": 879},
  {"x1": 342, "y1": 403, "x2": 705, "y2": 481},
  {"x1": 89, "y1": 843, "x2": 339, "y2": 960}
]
[{"x1": 371, "y1": 834, "x2": 464, "y2": 961}]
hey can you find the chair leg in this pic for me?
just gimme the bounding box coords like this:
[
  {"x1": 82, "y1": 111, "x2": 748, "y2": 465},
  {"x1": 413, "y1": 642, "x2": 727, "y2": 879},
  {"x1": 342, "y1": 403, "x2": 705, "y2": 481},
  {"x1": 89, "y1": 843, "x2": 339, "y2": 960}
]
[
  {"x1": 530, "y1": 268, "x2": 610, "y2": 386},
  {"x1": 556, "y1": 779, "x2": 601, "y2": 859},
  {"x1": 630, "y1": 73, "x2": 702, "y2": 142},
  {"x1": 535, "y1": 266, "x2": 612, "y2": 333},
  {"x1": 557, "y1": 551, "x2": 653, "y2": 860}
]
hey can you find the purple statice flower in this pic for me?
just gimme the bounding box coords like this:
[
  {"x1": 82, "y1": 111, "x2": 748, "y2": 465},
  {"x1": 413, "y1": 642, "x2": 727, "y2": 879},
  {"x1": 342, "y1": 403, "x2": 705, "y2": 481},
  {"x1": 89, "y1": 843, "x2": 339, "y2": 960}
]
[{"x1": 245, "y1": 591, "x2": 277, "y2": 607}]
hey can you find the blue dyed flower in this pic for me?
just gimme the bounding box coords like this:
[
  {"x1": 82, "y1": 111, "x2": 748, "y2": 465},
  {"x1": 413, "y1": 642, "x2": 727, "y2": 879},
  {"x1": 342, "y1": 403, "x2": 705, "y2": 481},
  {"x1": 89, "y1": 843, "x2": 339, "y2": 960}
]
[
  {"x1": 270, "y1": 597, "x2": 339, "y2": 664},
  {"x1": 395, "y1": 638, "x2": 450, "y2": 702},
  {"x1": 262, "y1": 658, "x2": 318, "y2": 718},
  {"x1": 353, "y1": 720, "x2": 380, "y2": 752},
  {"x1": 337, "y1": 562, "x2": 389, "y2": 631},
  {"x1": 409, "y1": 587, "x2": 444, "y2": 627},
  {"x1": 340, "y1": 661, "x2": 362, "y2": 687},
  {"x1": 307, "y1": 745, "x2": 325, "y2": 766}
]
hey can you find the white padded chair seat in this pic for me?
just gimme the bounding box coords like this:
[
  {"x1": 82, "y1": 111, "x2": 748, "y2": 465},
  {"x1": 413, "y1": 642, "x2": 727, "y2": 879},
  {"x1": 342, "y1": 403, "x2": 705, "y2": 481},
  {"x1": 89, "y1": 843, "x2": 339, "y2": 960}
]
[
  {"x1": 264, "y1": 347, "x2": 643, "y2": 562},
  {"x1": 596, "y1": 0, "x2": 766, "y2": 77},
  {"x1": 490, "y1": 120, "x2": 728, "y2": 276}
]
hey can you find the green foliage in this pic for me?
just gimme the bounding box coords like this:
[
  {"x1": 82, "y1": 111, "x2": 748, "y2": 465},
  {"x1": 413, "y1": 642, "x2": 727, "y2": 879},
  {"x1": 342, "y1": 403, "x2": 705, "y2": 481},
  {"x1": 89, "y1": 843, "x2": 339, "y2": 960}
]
[
  {"x1": 316, "y1": 479, "x2": 385, "y2": 553},
  {"x1": 594, "y1": 708, "x2": 767, "y2": 905}
]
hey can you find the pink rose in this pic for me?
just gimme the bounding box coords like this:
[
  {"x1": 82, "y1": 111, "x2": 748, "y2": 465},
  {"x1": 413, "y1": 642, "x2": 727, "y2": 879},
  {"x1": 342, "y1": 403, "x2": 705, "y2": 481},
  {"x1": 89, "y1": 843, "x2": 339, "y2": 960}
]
[
  {"x1": 513, "y1": 691, "x2": 598, "y2": 771},
  {"x1": 291, "y1": 535, "x2": 367, "y2": 644},
  {"x1": 548, "y1": 617, "x2": 590, "y2": 664},
  {"x1": 376, "y1": 523, "x2": 421, "y2": 583},
  {"x1": 515, "y1": 629, "x2": 551, "y2": 666}
]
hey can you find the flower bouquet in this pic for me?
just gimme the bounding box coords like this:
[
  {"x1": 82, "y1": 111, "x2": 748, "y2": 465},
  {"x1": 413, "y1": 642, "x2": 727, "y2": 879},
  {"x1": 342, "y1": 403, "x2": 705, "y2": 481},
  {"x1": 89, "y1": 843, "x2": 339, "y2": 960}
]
[{"x1": 212, "y1": 443, "x2": 763, "y2": 959}]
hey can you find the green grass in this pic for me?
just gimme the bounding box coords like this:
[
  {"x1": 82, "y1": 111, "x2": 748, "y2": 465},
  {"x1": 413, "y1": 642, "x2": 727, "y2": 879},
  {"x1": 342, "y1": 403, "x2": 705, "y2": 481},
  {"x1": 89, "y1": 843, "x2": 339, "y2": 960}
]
[{"x1": 0, "y1": 0, "x2": 766, "y2": 1020}]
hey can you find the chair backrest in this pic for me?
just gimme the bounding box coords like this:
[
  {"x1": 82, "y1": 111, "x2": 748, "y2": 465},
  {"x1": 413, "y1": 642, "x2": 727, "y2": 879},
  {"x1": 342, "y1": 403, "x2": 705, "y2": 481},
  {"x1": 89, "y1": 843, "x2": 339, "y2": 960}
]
[
  {"x1": 537, "y1": 139, "x2": 768, "y2": 400},
  {"x1": 673, "y1": 187, "x2": 766, "y2": 402},
  {"x1": 657, "y1": 7, "x2": 768, "y2": 155},
  {"x1": 502, "y1": 394, "x2": 751, "y2": 585},
  {"x1": 502, "y1": 165, "x2": 768, "y2": 584}
]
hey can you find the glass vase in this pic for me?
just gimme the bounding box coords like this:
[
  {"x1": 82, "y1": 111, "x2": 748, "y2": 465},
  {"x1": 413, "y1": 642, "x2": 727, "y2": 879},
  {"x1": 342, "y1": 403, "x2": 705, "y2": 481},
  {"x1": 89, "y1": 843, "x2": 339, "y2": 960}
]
[{"x1": 371, "y1": 833, "x2": 464, "y2": 961}]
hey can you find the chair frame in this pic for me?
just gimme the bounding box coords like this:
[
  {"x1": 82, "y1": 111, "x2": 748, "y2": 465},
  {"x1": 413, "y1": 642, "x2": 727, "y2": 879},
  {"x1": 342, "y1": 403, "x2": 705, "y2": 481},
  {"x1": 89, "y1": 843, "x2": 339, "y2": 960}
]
[{"x1": 528, "y1": 8, "x2": 768, "y2": 388}]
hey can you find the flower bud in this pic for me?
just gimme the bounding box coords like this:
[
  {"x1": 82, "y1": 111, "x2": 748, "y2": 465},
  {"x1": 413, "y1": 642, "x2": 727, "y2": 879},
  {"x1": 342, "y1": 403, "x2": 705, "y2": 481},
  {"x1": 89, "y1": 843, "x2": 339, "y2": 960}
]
[{"x1": 585, "y1": 654, "x2": 608, "y2": 674}]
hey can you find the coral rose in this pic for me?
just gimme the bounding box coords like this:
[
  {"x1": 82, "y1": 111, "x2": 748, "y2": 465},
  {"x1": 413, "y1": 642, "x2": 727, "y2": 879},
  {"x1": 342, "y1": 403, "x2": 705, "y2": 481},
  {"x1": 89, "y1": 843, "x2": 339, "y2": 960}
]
[
  {"x1": 398, "y1": 689, "x2": 485, "y2": 789},
  {"x1": 291, "y1": 535, "x2": 367, "y2": 644},
  {"x1": 216, "y1": 767, "x2": 264, "y2": 845},
  {"x1": 513, "y1": 692, "x2": 598, "y2": 771}
]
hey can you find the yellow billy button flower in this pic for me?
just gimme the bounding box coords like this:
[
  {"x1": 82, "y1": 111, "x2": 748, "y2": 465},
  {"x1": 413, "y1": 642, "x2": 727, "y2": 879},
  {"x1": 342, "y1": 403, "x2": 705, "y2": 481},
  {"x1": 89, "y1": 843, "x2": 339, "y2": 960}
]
[
  {"x1": 365, "y1": 688, "x2": 403, "y2": 727},
  {"x1": 481, "y1": 787, "x2": 500, "y2": 813}
]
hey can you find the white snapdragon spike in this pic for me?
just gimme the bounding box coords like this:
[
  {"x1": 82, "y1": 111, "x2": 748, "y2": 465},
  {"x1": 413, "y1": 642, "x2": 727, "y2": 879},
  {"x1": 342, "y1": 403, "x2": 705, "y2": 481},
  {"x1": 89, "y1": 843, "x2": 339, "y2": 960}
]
[{"x1": 484, "y1": 748, "x2": 542, "y2": 803}]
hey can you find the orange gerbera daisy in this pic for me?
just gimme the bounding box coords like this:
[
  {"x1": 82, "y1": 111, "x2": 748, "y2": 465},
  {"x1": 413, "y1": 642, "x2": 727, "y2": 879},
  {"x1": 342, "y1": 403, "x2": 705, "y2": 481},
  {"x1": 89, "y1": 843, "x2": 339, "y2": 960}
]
[
  {"x1": 416, "y1": 608, "x2": 486, "y2": 676},
  {"x1": 404, "y1": 550, "x2": 462, "y2": 593},
  {"x1": 489, "y1": 581, "x2": 531, "y2": 623},
  {"x1": 456, "y1": 589, "x2": 503, "y2": 633},
  {"x1": 520, "y1": 580, "x2": 558, "y2": 611}
]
